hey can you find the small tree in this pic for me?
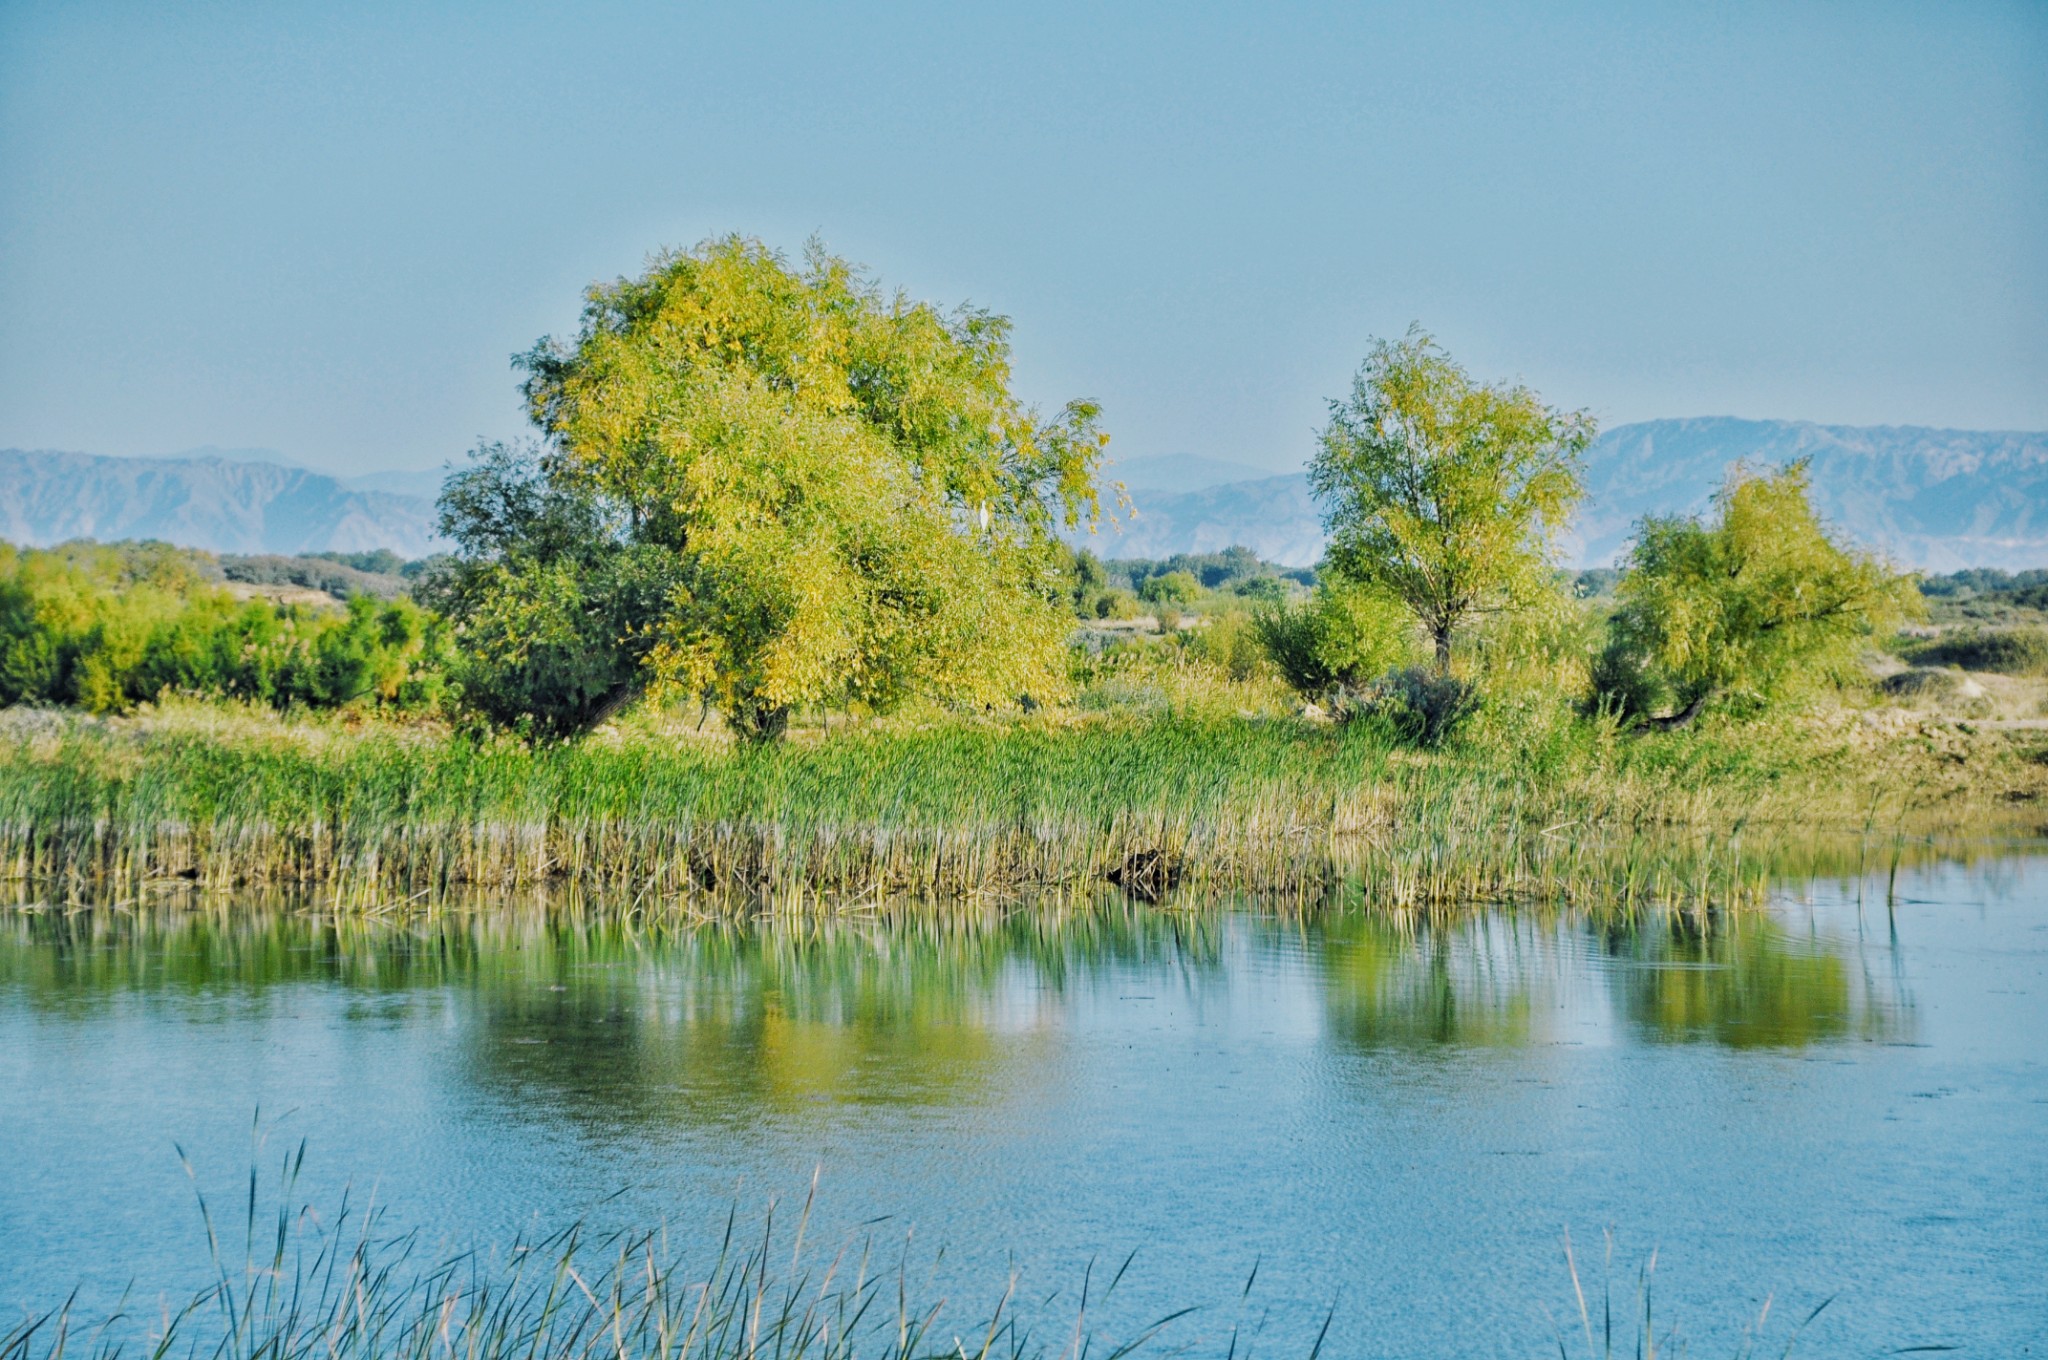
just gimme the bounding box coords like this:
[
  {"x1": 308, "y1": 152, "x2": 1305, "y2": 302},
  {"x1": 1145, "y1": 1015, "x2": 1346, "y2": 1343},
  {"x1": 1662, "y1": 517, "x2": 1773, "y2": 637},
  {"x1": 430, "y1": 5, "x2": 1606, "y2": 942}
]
[
  {"x1": 1594, "y1": 463, "x2": 1920, "y2": 728},
  {"x1": 1312, "y1": 329, "x2": 1592, "y2": 669}
]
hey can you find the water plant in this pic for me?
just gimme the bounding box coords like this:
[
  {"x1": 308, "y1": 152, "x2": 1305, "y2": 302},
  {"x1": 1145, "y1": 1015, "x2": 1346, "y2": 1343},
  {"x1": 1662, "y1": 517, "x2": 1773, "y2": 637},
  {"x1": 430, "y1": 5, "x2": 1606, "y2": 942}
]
[
  {"x1": 6, "y1": 696, "x2": 2032, "y2": 912},
  {"x1": 0, "y1": 1146, "x2": 1215, "y2": 1360}
]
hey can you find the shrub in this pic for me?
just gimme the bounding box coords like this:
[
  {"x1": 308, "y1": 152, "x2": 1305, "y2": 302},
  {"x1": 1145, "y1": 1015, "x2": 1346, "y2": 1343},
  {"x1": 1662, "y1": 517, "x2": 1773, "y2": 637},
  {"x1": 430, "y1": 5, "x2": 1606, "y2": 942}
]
[
  {"x1": 1139, "y1": 570, "x2": 1202, "y2": 606},
  {"x1": 1252, "y1": 583, "x2": 1415, "y2": 698},
  {"x1": 220, "y1": 553, "x2": 408, "y2": 600},
  {"x1": 1883, "y1": 668, "x2": 1980, "y2": 701},
  {"x1": 1905, "y1": 627, "x2": 2048, "y2": 676},
  {"x1": 1336, "y1": 665, "x2": 1481, "y2": 747},
  {"x1": 1181, "y1": 609, "x2": 1269, "y2": 683},
  {"x1": 0, "y1": 539, "x2": 451, "y2": 715},
  {"x1": 1093, "y1": 590, "x2": 1140, "y2": 620}
]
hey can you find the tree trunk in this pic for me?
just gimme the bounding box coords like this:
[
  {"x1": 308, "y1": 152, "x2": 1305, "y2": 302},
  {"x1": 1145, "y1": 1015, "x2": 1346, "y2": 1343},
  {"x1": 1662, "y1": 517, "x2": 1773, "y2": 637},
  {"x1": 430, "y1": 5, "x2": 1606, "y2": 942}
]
[
  {"x1": 1648, "y1": 690, "x2": 1712, "y2": 731},
  {"x1": 578, "y1": 681, "x2": 642, "y2": 733},
  {"x1": 1432, "y1": 627, "x2": 1453, "y2": 672},
  {"x1": 733, "y1": 699, "x2": 791, "y2": 744}
]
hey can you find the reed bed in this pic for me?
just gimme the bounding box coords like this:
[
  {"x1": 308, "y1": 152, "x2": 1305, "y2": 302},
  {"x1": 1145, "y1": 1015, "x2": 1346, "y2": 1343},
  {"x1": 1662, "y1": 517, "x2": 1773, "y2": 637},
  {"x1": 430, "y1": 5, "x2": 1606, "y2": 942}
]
[{"x1": 0, "y1": 705, "x2": 2035, "y2": 913}]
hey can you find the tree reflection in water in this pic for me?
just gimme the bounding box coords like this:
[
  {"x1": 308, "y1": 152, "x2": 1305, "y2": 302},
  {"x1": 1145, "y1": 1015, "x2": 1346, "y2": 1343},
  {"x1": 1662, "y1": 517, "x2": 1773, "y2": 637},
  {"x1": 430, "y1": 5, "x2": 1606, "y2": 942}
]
[
  {"x1": 1600, "y1": 911, "x2": 1909, "y2": 1048},
  {"x1": 1308, "y1": 905, "x2": 1912, "y2": 1053}
]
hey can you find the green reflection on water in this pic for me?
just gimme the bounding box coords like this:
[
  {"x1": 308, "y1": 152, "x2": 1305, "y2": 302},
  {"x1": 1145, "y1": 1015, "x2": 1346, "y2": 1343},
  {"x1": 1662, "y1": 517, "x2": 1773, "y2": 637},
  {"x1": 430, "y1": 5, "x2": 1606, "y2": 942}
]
[
  {"x1": 1311, "y1": 913, "x2": 1539, "y2": 1049},
  {"x1": 1601, "y1": 913, "x2": 1901, "y2": 1048},
  {"x1": 0, "y1": 894, "x2": 1910, "y2": 1105}
]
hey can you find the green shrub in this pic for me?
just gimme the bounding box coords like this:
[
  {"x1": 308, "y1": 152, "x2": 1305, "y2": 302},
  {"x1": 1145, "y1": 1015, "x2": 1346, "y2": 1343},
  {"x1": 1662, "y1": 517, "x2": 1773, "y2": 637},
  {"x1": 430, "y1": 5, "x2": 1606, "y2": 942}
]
[
  {"x1": 1181, "y1": 609, "x2": 1269, "y2": 682},
  {"x1": 0, "y1": 539, "x2": 451, "y2": 715},
  {"x1": 1905, "y1": 627, "x2": 2048, "y2": 676},
  {"x1": 1093, "y1": 590, "x2": 1140, "y2": 620},
  {"x1": 1337, "y1": 665, "x2": 1481, "y2": 747},
  {"x1": 1139, "y1": 570, "x2": 1202, "y2": 606},
  {"x1": 1252, "y1": 583, "x2": 1416, "y2": 698}
]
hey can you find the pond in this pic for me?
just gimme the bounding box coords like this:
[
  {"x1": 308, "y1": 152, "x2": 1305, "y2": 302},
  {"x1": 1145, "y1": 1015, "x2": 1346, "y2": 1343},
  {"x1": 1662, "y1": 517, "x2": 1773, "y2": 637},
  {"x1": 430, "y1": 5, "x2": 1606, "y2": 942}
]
[{"x1": 2, "y1": 853, "x2": 2044, "y2": 1356}]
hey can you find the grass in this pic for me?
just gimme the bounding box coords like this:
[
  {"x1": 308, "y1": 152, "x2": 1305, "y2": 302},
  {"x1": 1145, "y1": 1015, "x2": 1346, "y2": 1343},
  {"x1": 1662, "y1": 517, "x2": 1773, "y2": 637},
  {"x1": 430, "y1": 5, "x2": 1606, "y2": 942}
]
[
  {"x1": 0, "y1": 696, "x2": 2042, "y2": 912},
  {"x1": 0, "y1": 1147, "x2": 1223, "y2": 1360},
  {"x1": 0, "y1": 1144, "x2": 1843, "y2": 1360}
]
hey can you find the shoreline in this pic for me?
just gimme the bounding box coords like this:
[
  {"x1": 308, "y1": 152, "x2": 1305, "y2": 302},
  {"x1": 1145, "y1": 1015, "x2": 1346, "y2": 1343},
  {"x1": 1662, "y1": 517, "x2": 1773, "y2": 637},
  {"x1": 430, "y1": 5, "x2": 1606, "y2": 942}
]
[{"x1": 4, "y1": 701, "x2": 2042, "y2": 912}]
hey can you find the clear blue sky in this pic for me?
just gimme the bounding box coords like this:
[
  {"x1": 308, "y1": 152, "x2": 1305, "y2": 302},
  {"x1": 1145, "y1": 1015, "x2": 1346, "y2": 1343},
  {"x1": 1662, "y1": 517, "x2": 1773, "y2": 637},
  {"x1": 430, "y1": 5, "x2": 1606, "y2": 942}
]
[{"x1": 2, "y1": 0, "x2": 2042, "y2": 475}]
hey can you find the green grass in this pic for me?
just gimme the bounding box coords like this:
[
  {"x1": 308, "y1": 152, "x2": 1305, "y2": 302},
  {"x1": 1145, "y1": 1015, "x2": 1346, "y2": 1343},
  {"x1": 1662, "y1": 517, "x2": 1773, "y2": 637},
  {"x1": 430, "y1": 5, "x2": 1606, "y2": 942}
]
[{"x1": 2, "y1": 699, "x2": 2036, "y2": 911}]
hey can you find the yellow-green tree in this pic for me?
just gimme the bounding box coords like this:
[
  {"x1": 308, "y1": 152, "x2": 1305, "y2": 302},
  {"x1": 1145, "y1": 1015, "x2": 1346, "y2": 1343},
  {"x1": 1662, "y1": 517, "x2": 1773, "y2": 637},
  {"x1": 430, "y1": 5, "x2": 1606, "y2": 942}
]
[
  {"x1": 1593, "y1": 463, "x2": 1920, "y2": 727},
  {"x1": 1311, "y1": 329, "x2": 1592, "y2": 668},
  {"x1": 457, "y1": 236, "x2": 1109, "y2": 740}
]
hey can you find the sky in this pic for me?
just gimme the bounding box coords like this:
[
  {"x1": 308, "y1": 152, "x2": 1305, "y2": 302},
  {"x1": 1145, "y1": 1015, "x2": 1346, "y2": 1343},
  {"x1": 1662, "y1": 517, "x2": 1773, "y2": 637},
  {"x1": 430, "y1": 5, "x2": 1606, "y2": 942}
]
[{"x1": 1, "y1": 0, "x2": 2043, "y2": 477}]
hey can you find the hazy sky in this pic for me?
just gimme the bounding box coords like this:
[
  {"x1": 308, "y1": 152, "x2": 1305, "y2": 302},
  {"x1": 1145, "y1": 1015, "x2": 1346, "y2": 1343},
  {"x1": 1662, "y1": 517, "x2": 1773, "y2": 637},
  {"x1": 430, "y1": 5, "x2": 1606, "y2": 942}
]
[{"x1": 2, "y1": 1, "x2": 2043, "y2": 476}]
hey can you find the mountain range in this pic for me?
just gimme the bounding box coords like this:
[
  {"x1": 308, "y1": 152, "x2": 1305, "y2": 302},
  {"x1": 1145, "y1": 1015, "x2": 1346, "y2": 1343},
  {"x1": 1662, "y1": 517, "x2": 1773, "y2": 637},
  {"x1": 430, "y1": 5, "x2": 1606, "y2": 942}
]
[
  {"x1": 4, "y1": 417, "x2": 2045, "y2": 570},
  {"x1": 1104, "y1": 418, "x2": 2048, "y2": 570},
  {"x1": 0, "y1": 449, "x2": 447, "y2": 559}
]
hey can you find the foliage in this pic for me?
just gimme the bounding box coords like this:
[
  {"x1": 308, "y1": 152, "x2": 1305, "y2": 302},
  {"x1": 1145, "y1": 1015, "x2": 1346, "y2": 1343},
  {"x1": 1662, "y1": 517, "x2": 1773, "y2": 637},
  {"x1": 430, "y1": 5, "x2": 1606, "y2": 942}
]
[
  {"x1": 1336, "y1": 665, "x2": 1481, "y2": 747},
  {"x1": 421, "y1": 441, "x2": 677, "y2": 736},
  {"x1": 1916, "y1": 567, "x2": 2048, "y2": 600},
  {"x1": 1138, "y1": 569, "x2": 1201, "y2": 605},
  {"x1": 1593, "y1": 464, "x2": 1921, "y2": 725},
  {"x1": 1252, "y1": 582, "x2": 1418, "y2": 698},
  {"x1": 477, "y1": 234, "x2": 1109, "y2": 740},
  {"x1": 311, "y1": 548, "x2": 409, "y2": 576},
  {"x1": 1312, "y1": 328, "x2": 1593, "y2": 667},
  {"x1": 1099, "y1": 546, "x2": 1309, "y2": 597},
  {"x1": 1178, "y1": 608, "x2": 1270, "y2": 682},
  {"x1": 220, "y1": 553, "x2": 409, "y2": 600},
  {"x1": 1062, "y1": 546, "x2": 1115, "y2": 618},
  {"x1": 0, "y1": 540, "x2": 450, "y2": 715}
]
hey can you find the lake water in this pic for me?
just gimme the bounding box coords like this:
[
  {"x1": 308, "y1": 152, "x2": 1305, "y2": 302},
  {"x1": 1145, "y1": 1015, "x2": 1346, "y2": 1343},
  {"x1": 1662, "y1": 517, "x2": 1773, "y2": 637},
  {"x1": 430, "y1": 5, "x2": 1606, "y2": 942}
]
[{"x1": 2, "y1": 854, "x2": 2045, "y2": 1356}]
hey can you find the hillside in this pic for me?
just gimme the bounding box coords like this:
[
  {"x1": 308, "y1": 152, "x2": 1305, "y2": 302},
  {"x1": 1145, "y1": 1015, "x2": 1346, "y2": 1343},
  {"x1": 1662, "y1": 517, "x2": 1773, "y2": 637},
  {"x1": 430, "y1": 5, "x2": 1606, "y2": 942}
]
[
  {"x1": 1105, "y1": 419, "x2": 2048, "y2": 570},
  {"x1": 1568, "y1": 419, "x2": 2048, "y2": 570},
  {"x1": 0, "y1": 448, "x2": 445, "y2": 557}
]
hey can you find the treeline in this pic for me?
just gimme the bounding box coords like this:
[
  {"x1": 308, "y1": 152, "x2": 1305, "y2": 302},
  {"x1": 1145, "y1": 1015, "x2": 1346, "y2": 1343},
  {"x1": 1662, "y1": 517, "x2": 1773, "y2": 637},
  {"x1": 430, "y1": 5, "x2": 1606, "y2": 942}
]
[
  {"x1": 0, "y1": 235, "x2": 2016, "y2": 743},
  {"x1": 0, "y1": 541, "x2": 450, "y2": 714},
  {"x1": 217, "y1": 548, "x2": 433, "y2": 600}
]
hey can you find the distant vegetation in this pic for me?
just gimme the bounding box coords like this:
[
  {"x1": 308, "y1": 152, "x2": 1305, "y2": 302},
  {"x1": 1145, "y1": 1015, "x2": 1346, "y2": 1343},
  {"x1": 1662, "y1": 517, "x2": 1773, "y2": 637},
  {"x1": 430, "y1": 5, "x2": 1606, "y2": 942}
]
[
  {"x1": 218, "y1": 549, "x2": 428, "y2": 599},
  {"x1": 0, "y1": 541, "x2": 449, "y2": 715},
  {"x1": 3, "y1": 234, "x2": 2045, "y2": 906}
]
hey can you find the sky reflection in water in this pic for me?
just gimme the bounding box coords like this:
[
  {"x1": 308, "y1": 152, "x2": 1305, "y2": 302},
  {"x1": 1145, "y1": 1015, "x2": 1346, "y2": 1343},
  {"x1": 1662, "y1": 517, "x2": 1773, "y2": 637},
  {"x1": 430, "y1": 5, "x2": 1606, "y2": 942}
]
[{"x1": 1, "y1": 856, "x2": 2042, "y2": 1356}]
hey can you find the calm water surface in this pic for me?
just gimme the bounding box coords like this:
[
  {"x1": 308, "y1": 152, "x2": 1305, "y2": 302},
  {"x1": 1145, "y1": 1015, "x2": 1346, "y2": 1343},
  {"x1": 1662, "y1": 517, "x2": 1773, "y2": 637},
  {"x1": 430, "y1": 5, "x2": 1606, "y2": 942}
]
[{"x1": 2, "y1": 856, "x2": 2045, "y2": 1356}]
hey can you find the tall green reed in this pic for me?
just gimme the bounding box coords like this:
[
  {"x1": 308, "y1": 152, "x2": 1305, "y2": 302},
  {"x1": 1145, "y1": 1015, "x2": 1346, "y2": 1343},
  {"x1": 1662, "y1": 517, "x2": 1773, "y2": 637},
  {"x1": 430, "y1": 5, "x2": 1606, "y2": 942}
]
[{"x1": 0, "y1": 706, "x2": 2032, "y2": 912}]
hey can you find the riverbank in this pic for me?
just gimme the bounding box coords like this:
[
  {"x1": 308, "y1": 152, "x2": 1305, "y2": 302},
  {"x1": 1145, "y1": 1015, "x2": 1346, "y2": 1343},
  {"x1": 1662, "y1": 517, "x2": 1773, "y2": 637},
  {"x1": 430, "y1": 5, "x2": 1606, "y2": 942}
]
[{"x1": 3, "y1": 698, "x2": 2041, "y2": 911}]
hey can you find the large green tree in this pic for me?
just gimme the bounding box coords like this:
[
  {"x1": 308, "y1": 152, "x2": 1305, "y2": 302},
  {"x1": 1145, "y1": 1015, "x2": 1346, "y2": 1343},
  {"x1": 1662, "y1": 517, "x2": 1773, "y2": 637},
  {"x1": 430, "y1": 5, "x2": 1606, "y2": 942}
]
[
  {"x1": 1311, "y1": 330, "x2": 1593, "y2": 668},
  {"x1": 1593, "y1": 463, "x2": 1920, "y2": 727},
  {"x1": 441, "y1": 236, "x2": 1109, "y2": 739}
]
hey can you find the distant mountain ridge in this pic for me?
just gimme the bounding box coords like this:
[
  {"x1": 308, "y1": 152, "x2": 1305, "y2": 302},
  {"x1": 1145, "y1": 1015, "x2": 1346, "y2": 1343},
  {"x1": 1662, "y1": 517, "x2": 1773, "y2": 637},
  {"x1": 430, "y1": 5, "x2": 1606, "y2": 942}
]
[
  {"x1": 1103, "y1": 418, "x2": 2048, "y2": 571},
  {"x1": 1569, "y1": 418, "x2": 2048, "y2": 570},
  {"x1": 0, "y1": 448, "x2": 446, "y2": 558},
  {"x1": 1087, "y1": 474, "x2": 1325, "y2": 567},
  {"x1": 8, "y1": 419, "x2": 2045, "y2": 570}
]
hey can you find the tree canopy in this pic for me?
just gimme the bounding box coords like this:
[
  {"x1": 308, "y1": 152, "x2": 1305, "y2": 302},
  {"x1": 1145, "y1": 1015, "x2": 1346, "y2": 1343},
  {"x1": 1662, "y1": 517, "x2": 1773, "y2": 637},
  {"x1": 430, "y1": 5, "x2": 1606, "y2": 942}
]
[
  {"x1": 440, "y1": 236, "x2": 1110, "y2": 738},
  {"x1": 1311, "y1": 329, "x2": 1593, "y2": 667},
  {"x1": 1593, "y1": 463, "x2": 1921, "y2": 727}
]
